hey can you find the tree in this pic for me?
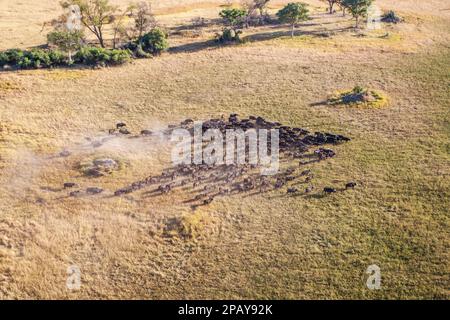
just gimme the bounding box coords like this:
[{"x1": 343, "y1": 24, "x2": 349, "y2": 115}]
[
  {"x1": 254, "y1": 0, "x2": 271, "y2": 23},
  {"x1": 241, "y1": 0, "x2": 271, "y2": 26},
  {"x1": 219, "y1": 8, "x2": 247, "y2": 32},
  {"x1": 47, "y1": 30, "x2": 84, "y2": 63},
  {"x1": 337, "y1": 0, "x2": 347, "y2": 16},
  {"x1": 139, "y1": 28, "x2": 168, "y2": 55},
  {"x1": 254, "y1": 0, "x2": 271, "y2": 16},
  {"x1": 342, "y1": 0, "x2": 373, "y2": 28},
  {"x1": 241, "y1": 0, "x2": 258, "y2": 28},
  {"x1": 111, "y1": 5, "x2": 135, "y2": 49},
  {"x1": 322, "y1": 0, "x2": 339, "y2": 14},
  {"x1": 218, "y1": 8, "x2": 247, "y2": 41},
  {"x1": 114, "y1": 1, "x2": 156, "y2": 47},
  {"x1": 132, "y1": 1, "x2": 156, "y2": 39},
  {"x1": 276, "y1": 2, "x2": 310, "y2": 38},
  {"x1": 45, "y1": 4, "x2": 84, "y2": 63},
  {"x1": 61, "y1": 0, "x2": 118, "y2": 48}
]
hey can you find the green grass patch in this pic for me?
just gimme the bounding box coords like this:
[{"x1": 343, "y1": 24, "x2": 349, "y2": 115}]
[{"x1": 328, "y1": 86, "x2": 389, "y2": 108}]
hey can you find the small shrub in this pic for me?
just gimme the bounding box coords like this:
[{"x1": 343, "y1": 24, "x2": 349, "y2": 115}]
[
  {"x1": 0, "y1": 49, "x2": 24, "y2": 66},
  {"x1": 134, "y1": 44, "x2": 152, "y2": 58},
  {"x1": 328, "y1": 86, "x2": 388, "y2": 108},
  {"x1": 27, "y1": 49, "x2": 52, "y2": 68},
  {"x1": 139, "y1": 28, "x2": 169, "y2": 55},
  {"x1": 216, "y1": 28, "x2": 242, "y2": 43},
  {"x1": 0, "y1": 52, "x2": 8, "y2": 66},
  {"x1": 17, "y1": 56, "x2": 33, "y2": 69},
  {"x1": 75, "y1": 47, "x2": 108, "y2": 65},
  {"x1": 381, "y1": 11, "x2": 402, "y2": 24},
  {"x1": 48, "y1": 50, "x2": 67, "y2": 66},
  {"x1": 109, "y1": 49, "x2": 133, "y2": 65},
  {"x1": 164, "y1": 211, "x2": 211, "y2": 239},
  {"x1": 122, "y1": 42, "x2": 152, "y2": 58}
]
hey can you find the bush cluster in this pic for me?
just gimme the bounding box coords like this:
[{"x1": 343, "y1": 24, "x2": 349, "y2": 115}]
[
  {"x1": 0, "y1": 28, "x2": 167, "y2": 70},
  {"x1": 123, "y1": 28, "x2": 169, "y2": 57},
  {"x1": 0, "y1": 47, "x2": 132, "y2": 70},
  {"x1": 381, "y1": 11, "x2": 402, "y2": 24},
  {"x1": 0, "y1": 48, "x2": 66, "y2": 69},
  {"x1": 74, "y1": 47, "x2": 132, "y2": 66},
  {"x1": 139, "y1": 28, "x2": 169, "y2": 55},
  {"x1": 216, "y1": 28, "x2": 242, "y2": 43},
  {"x1": 0, "y1": 47, "x2": 131, "y2": 69}
]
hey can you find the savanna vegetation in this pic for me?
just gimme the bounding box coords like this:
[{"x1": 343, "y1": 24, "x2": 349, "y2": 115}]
[
  {"x1": 0, "y1": 0, "x2": 169, "y2": 69},
  {"x1": 0, "y1": 0, "x2": 448, "y2": 300}
]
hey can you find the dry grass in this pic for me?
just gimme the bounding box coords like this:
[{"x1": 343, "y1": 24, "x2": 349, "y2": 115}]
[{"x1": 0, "y1": 0, "x2": 449, "y2": 299}]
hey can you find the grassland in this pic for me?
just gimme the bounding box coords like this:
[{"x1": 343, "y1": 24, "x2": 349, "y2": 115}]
[{"x1": 0, "y1": 0, "x2": 449, "y2": 299}]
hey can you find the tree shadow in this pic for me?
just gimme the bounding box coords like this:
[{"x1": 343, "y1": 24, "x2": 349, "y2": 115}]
[
  {"x1": 169, "y1": 39, "x2": 233, "y2": 55},
  {"x1": 168, "y1": 25, "x2": 352, "y2": 55},
  {"x1": 170, "y1": 18, "x2": 222, "y2": 33},
  {"x1": 169, "y1": 39, "x2": 215, "y2": 54},
  {"x1": 310, "y1": 100, "x2": 329, "y2": 107},
  {"x1": 302, "y1": 193, "x2": 327, "y2": 200},
  {"x1": 242, "y1": 26, "x2": 353, "y2": 43}
]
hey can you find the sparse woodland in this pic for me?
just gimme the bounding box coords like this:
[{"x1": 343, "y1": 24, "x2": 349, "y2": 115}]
[{"x1": 1, "y1": 0, "x2": 380, "y2": 69}]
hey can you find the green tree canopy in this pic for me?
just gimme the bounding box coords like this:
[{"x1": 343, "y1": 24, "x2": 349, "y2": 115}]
[
  {"x1": 47, "y1": 30, "x2": 84, "y2": 63},
  {"x1": 219, "y1": 8, "x2": 247, "y2": 28},
  {"x1": 342, "y1": 0, "x2": 373, "y2": 27},
  {"x1": 61, "y1": 0, "x2": 118, "y2": 48},
  {"x1": 276, "y1": 2, "x2": 310, "y2": 37}
]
